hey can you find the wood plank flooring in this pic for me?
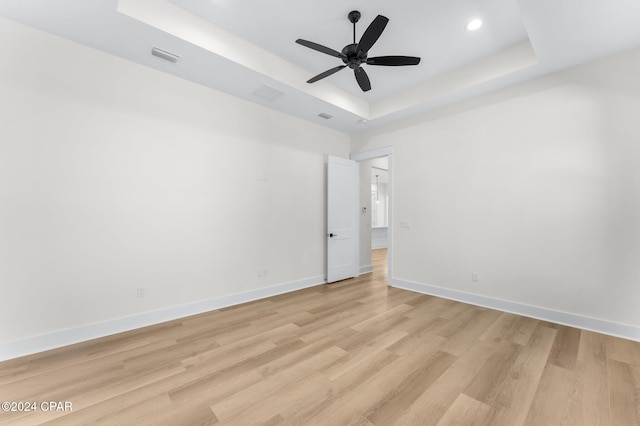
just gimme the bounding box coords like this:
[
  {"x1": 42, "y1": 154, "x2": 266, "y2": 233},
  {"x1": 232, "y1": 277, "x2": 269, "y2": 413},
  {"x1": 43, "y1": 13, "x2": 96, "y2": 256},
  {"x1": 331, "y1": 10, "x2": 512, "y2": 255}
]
[{"x1": 1, "y1": 249, "x2": 639, "y2": 425}]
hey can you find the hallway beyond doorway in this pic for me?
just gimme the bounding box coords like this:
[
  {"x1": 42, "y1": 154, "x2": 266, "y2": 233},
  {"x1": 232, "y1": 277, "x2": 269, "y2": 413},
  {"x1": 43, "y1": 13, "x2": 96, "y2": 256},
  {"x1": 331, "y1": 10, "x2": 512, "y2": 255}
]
[{"x1": 371, "y1": 248, "x2": 388, "y2": 281}]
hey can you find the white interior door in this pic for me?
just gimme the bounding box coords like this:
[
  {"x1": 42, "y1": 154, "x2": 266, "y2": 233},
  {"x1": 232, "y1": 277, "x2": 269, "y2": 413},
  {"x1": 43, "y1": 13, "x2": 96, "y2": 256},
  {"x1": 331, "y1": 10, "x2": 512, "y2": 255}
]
[{"x1": 327, "y1": 155, "x2": 358, "y2": 283}]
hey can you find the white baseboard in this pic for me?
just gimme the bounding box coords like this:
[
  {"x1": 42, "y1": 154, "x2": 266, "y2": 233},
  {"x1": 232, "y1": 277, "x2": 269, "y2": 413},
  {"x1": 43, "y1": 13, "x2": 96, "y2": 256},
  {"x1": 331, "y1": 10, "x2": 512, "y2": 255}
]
[
  {"x1": 391, "y1": 278, "x2": 640, "y2": 342},
  {"x1": 359, "y1": 265, "x2": 373, "y2": 275},
  {"x1": 371, "y1": 242, "x2": 388, "y2": 249},
  {"x1": 0, "y1": 275, "x2": 326, "y2": 362}
]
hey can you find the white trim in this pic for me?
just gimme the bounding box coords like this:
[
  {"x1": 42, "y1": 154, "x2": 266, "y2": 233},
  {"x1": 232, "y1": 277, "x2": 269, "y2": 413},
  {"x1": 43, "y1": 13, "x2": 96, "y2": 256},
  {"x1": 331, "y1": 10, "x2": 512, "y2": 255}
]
[
  {"x1": 387, "y1": 154, "x2": 393, "y2": 280},
  {"x1": 0, "y1": 275, "x2": 326, "y2": 362},
  {"x1": 391, "y1": 278, "x2": 640, "y2": 342},
  {"x1": 359, "y1": 265, "x2": 373, "y2": 275},
  {"x1": 350, "y1": 146, "x2": 394, "y2": 162}
]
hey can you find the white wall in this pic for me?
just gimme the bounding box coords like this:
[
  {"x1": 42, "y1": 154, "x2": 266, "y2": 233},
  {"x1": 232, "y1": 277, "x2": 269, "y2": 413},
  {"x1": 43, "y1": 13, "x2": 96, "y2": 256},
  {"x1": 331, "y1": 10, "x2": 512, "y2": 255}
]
[
  {"x1": 373, "y1": 183, "x2": 388, "y2": 228},
  {"x1": 353, "y1": 48, "x2": 640, "y2": 331},
  {"x1": 0, "y1": 18, "x2": 349, "y2": 345},
  {"x1": 371, "y1": 161, "x2": 389, "y2": 228},
  {"x1": 371, "y1": 227, "x2": 388, "y2": 249}
]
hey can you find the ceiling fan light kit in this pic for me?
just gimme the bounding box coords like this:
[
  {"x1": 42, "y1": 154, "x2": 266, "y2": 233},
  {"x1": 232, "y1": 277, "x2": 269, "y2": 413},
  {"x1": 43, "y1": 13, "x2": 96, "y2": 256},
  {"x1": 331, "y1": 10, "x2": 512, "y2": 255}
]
[{"x1": 295, "y1": 10, "x2": 421, "y2": 92}]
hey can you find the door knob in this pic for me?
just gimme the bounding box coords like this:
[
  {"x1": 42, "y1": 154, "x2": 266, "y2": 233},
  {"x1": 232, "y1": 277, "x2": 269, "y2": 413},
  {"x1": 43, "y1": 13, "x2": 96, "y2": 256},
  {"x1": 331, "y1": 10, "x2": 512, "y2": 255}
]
[{"x1": 329, "y1": 233, "x2": 338, "y2": 238}]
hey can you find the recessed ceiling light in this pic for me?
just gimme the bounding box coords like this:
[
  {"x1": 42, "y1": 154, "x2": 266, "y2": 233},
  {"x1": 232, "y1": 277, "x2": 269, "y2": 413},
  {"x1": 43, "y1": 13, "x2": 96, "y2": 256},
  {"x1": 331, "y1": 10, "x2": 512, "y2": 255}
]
[
  {"x1": 466, "y1": 19, "x2": 483, "y2": 31},
  {"x1": 358, "y1": 119, "x2": 368, "y2": 124},
  {"x1": 318, "y1": 113, "x2": 333, "y2": 120}
]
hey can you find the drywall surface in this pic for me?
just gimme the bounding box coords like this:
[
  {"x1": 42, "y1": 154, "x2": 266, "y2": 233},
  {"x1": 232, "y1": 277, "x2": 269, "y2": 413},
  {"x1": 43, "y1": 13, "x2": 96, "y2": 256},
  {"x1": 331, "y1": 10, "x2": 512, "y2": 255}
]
[
  {"x1": 353, "y1": 48, "x2": 640, "y2": 329},
  {"x1": 0, "y1": 18, "x2": 349, "y2": 343}
]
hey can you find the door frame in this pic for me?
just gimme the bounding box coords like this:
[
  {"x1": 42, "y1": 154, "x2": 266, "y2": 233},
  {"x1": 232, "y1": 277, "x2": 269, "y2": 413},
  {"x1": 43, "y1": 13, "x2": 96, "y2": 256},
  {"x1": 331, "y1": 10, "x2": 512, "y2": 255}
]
[{"x1": 350, "y1": 146, "x2": 394, "y2": 283}]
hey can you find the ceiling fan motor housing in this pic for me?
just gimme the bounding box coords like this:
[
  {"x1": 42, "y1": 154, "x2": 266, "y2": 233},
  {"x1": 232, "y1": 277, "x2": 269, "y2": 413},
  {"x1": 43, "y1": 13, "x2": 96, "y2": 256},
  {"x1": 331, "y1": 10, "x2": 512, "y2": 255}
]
[{"x1": 342, "y1": 44, "x2": 366, "y2": 69}]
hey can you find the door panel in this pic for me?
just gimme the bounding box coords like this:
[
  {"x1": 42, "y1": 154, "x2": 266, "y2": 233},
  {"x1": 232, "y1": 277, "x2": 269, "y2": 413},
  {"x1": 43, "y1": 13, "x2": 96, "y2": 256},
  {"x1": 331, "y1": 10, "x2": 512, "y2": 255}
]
[{"x1": 327, "y1": 156, "x2": 358, "y2": 283}]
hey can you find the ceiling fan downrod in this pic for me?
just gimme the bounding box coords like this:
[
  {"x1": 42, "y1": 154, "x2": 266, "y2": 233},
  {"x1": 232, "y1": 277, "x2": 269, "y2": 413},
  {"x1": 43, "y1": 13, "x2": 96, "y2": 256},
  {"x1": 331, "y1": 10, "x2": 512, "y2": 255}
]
[{"x1": 348, "y1": 10, "x2": 361, "y2": 44}]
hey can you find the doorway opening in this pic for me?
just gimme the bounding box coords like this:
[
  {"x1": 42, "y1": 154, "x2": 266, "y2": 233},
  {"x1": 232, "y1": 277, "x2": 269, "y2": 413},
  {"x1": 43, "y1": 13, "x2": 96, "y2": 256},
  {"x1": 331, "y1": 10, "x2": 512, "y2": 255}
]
[
  {"x1": 351, "y1": 147, "x2": 393, "y2": 283},
  {"x1": 371, "y1": 161, "x2": 389, "y2": 250}
]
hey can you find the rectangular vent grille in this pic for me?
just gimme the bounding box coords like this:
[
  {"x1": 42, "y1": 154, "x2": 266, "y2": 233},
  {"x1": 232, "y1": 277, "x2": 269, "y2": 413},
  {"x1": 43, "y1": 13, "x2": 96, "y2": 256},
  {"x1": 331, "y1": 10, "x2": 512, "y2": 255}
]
[
  {"x1": 151, "y1": 47, "x2": 180, "y2": 63},
  {"x1": 252, "y1": 85, "x2": 285, "y2": 102},
  {"x1": 318, "y1": 113, "x2": 333, "y2": 120}
]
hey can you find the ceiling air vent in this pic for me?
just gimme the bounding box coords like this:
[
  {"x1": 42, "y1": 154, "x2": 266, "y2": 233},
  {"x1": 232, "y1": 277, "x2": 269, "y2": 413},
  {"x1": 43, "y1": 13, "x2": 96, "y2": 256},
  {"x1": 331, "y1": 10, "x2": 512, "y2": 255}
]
[
  {"x1": 318, "y1": 113, "x2": 333, "y2": 120},
  {"x1": 151, "y1": 47, "x2": 180, "y2": 63},
  {"x1": 252, "y1": 85, "x2": 285, "y2": 102}
]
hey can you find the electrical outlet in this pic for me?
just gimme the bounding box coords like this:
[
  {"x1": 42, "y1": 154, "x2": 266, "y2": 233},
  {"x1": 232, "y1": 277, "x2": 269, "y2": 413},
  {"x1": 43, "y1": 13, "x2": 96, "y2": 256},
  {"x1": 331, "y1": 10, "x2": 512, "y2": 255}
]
[
  {"x1": 137, "y1": 287, "x2": 145, "y2": 298},
  {"x1": 471, "y1": 273, "x2": 479, "y2": 283},
  {"x1": 400, "y1": 221, "x2": 411, "y2": 228},
  {"x1": 257, "y1": 268, "x2": 268, "y2": 278}
]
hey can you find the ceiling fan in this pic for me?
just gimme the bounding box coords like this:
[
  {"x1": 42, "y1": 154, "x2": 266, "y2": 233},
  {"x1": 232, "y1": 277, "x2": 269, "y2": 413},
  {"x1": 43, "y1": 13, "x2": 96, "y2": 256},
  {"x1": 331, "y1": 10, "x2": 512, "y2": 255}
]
[{"x1": 295, "y1": 10, "x2": 421, "y2": 92}]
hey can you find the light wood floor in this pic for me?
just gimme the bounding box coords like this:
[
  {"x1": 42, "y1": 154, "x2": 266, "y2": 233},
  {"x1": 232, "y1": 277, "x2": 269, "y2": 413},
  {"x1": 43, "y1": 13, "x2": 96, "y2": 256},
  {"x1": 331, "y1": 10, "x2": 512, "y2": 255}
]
[{"x1": 1, "y1": 249, "x2": 639, "y2": 425}]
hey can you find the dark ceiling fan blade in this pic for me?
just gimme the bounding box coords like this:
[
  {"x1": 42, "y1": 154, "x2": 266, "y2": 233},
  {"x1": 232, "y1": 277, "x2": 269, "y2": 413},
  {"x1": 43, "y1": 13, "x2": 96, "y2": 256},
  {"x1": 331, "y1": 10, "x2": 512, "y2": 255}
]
[
  {"x1": 307, "y1": 65, "x2": 347, "y2": 83},
  {"x1": 296, "y1": 39, "x2": 346, "y2": 59},
  {"x1": 367, "y1": 56, "x2": 421, "y2": 66},
  {"x1": 354, "y1": 67, "x2": 371, "y2": 92},
  {"x1": 356, "y1": 15, "x2": 389, "y2": 55}
]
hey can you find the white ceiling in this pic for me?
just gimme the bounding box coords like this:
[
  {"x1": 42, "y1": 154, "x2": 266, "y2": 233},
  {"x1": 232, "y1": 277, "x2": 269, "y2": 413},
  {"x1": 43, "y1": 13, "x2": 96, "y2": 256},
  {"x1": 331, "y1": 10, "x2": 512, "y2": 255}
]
[
  {"x1": 171, "y1": 0, "x2": 529, "y2": 101},
  {"x1": 2, "y1": 0, "x2": 640, "y2": 134}
]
